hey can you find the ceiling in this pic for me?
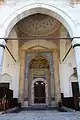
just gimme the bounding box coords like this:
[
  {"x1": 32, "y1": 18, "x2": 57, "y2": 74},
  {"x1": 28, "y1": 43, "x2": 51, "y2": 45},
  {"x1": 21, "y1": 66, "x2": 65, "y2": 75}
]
[
  {"x1": 17, "y1": 13, "x2": 60, "y2": 36},
  {"x1": 8, "y1": 13, "x2": 71, "y2": 51},
  {"x1": 15, "y1": 13, "x2": 62, "y2": 47}
]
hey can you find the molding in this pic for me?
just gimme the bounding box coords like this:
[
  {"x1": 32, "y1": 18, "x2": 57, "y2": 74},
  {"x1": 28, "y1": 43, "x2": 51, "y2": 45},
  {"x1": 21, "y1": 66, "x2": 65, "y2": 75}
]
[
  {"x1": 73, "y1": 43, "x2": 80, "y2": 48},
  {"x1": 0, "y1": 44, "x2": 5, "y2": 49}
]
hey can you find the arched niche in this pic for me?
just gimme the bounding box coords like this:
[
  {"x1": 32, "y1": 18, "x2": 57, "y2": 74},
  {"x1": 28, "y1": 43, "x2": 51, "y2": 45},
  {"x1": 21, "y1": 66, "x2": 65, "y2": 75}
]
[
  {"x1": 0, "y1": 73, "x2": 12, "y2": 89},
  {"x1": 28, "y1": 56, "x2": 50, "y2": 105}
]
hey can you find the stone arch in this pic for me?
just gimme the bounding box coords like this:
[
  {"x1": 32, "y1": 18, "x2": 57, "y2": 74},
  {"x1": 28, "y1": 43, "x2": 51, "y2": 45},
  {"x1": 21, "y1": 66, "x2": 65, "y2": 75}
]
[
  {"x1": 31, "y1": 78, "x2": 49, "y2": 105},
  {"x1": 0, "y1": 73, "x2": 12, "y2": 89},
  {"x1": 0, "y1": 3, "x2": 75, "y2": 38}
]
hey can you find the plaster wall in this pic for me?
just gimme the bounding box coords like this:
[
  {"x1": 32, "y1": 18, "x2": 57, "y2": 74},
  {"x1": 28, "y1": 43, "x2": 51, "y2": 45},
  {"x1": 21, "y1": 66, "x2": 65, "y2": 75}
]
[
  {"x1": 59, "y1": 45, "x2": 76, "y2": 97},
  {"x1": 1, "y1": 28, "x2": 20, "y2": 98}
]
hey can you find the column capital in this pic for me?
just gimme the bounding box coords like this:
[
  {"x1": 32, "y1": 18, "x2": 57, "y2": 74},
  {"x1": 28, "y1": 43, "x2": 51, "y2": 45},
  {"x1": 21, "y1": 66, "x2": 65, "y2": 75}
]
[
  {"x1": 0, "y1": 39, "x2": 6, "y2": 49},
  {"x1": 72, "y1": 38, "x2": 80, "y2": 48}
]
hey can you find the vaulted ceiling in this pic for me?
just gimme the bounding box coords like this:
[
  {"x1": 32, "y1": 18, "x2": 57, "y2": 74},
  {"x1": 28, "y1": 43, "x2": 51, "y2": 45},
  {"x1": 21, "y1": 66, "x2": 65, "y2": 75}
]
[
  {"x1": 17, "y1": 13, "x2": 60, "y2": 36},
  {"x1": 9, "y1": 13, "x2": 71, "y2": 51},
  {"x1": 15, "y1": 13, "x2": 62, "y2": 47}
]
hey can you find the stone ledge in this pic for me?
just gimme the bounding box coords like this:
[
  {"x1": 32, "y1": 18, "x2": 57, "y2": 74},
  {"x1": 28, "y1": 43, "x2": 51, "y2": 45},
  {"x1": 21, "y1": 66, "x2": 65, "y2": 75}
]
[
  {"x1": 1, "y1": 107, "x2": 19, "y2": 114},
  {"x1": 62, "y1": 106, "x2": 76, "y2": 112}
]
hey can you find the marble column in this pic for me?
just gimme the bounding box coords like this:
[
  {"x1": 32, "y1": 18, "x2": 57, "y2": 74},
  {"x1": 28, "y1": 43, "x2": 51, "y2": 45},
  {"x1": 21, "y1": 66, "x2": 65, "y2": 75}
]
[
  {"x1": 72, "y1": 38, "x2": 80, "y2": 92},
  {"x1": 0, "y1": 39, "x2": 6, "y2": 79},
  {"x1": 53, "y1": 50, "x2": 61, "y2": 105}
]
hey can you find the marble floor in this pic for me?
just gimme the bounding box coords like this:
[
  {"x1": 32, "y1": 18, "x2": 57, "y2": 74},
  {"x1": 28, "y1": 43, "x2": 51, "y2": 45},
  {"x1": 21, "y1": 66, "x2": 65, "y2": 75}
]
[{"x1": 0, "y1": 110, "x2": 80, "y2": 120}]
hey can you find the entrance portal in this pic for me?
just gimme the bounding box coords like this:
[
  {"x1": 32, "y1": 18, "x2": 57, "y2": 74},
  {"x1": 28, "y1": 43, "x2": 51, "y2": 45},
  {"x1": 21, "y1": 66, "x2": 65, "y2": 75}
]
[
  {"x1": 34, "y1": 81, "x2": 45, "y2": 103},
  {"x1": 31, "y1": 78, "x2": 49, "y2": 105},
  {"x1": 29, "y1": 56, "x2": 50, "y2": 105}
]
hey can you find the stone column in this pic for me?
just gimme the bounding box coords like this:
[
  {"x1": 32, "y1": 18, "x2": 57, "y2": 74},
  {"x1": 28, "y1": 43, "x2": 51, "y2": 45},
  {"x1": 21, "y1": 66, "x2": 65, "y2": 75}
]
[
  {"x1": 0, "y1": 39, "x2": 6, "y2": 78},
  {"x1": 19, "y1": 50, "x2": 26, "y2": 105},
  {"x1": 72, "y1": 38, "x2": 80, "y2": 92},
  {"x1": 53, "y1": 50, "x2": 61, "y2": 105}
]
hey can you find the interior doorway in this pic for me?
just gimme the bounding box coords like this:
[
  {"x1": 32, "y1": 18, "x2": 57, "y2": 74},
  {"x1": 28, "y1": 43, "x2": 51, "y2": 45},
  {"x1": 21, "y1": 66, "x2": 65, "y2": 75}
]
[
  {"x1": 31, "y1": 78, "x2": 49, "y2": 105},
  {"x1": 34, "y1": 81, "x2": 45, "y2": 103},
  {"x1": 71, "y1": 82, "x2": 79, "y2": 110}
]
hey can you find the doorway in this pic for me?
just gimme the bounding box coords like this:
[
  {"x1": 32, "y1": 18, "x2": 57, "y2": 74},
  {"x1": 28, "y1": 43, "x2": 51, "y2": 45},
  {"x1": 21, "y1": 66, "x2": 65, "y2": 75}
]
[
  {"x1": 34, "y1": 81, "x2": 45, "y2": 103},
  {"x1": 71, "y1": 82, "x2": 79, "y2": 110},
  {"x1": 31, "y1": 78, "x2": 49, "y2": 105}
]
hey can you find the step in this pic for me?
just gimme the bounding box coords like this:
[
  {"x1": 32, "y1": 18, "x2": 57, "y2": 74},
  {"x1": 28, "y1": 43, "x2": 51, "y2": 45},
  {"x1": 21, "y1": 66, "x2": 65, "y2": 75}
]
[{"x1": 21, "y1": 106, "x2": 58, "y2": 110}]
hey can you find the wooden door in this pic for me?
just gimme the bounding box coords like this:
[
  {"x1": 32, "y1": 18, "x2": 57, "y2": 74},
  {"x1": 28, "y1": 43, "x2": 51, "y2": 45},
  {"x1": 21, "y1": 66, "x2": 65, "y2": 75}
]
[{"x1": 71, "y1": 82, "x2": 79, "y2": 110}]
